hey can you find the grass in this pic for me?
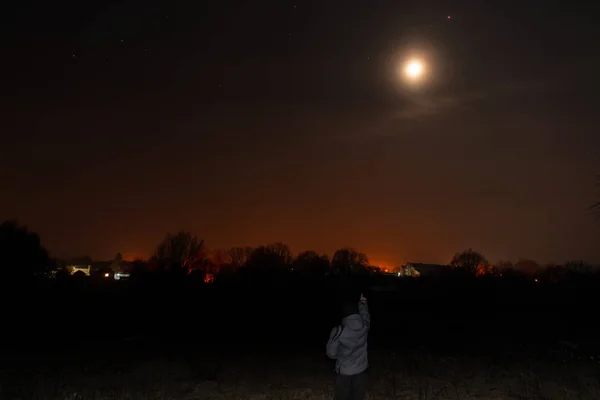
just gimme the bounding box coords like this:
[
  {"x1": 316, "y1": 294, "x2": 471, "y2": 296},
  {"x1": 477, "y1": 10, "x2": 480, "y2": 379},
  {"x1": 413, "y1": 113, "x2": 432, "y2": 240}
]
[{"x1": 4, "y1": 345, "x2": 599, "y2": 400}]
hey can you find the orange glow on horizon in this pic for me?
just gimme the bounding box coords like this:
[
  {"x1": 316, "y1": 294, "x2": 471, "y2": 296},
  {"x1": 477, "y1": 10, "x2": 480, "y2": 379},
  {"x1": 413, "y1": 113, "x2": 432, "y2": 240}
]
[
  {"x1": 120, "y1": 252, "x2": 148, "y2": 261},
  {"x1": 371, "y1": 260, "x2": 395, "y2": 273}
]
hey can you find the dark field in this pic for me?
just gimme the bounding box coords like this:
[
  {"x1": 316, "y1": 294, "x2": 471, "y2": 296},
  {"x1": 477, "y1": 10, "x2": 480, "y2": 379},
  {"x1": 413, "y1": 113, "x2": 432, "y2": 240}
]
[{"x1": 2, "y1": 276, "x2": 599, "y2": 399}]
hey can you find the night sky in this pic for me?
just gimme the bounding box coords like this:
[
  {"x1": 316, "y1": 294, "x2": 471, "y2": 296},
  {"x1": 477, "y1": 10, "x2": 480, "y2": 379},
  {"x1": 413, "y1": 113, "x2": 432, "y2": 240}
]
[{"x1": 3, "y1": 1, "x2": 600, "y2": 266}]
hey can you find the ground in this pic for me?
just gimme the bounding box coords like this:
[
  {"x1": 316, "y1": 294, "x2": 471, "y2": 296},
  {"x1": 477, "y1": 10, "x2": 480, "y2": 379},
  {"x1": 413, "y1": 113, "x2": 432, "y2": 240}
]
[
  {"x1": 4, "y1": 344, "x2": 599, "y2": 400},
  {"x1": 3, "y1": 277, "x2": 599, "y2": 399}
]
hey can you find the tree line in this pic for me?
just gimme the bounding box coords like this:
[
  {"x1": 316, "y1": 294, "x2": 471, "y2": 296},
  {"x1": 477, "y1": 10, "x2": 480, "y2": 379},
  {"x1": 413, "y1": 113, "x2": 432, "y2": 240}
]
[
  {"x1": 140, "y1": 230, "x2": 374, "y2": 278},
  {"x1": 0, "y1": 220, "x2": 598, "y2": 283}
]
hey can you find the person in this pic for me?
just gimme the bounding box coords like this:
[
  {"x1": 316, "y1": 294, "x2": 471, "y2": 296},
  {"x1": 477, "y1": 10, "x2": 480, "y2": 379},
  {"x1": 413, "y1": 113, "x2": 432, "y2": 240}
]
[{"x1": 326, "y1": 293, "x2": 370, "y2": 400}]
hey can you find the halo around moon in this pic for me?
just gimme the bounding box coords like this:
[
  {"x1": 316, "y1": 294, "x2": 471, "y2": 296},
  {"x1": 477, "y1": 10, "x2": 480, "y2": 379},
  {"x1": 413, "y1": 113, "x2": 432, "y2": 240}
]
[{"x1": 384, "y1": 41, "x2": 442, "y2": 93}]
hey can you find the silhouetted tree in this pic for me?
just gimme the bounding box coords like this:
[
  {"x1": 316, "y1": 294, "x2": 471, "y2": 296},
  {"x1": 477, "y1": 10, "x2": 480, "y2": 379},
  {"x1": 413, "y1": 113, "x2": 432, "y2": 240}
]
[
  {"x1": 449, "y1": 248, "x2": 487, "y2": 275},
  {"x1": 294, "y1": 250, "x2": 330, "y2": 276},
  {"x1": 0, "y1": 220, "x2": 50, "y2": 278},
  {"x1": 542, "y1": 264, "x2": 565, "y2": 283},
  {"x1": 246, "y1": 243, "x2": 292, "y2": 272},
  {"x1": 227, "y1": 246, "x2": 253, "y2": 268},
  {"x1": 110, "y1": 253, "x2": 123, "y2": 273},
  {"x1": 541, "y1": 261, "x2": 598, "y2": 284},
  {"x1": 130, "y1": 259, "x2": 149, "y2": 277},
  {"x1": 515, "y1": 259, "x2": 541, "y2": 276},
  {"x1": 266, "y1": 242, "x2": 293, "y2": 265},
  {"x1": 501, "y1": 266, "x2": 527, "y2": 281},
  {"x1": 366, "y1": 265, "x2": 382, "y2": 274},
  {"x1": 564, "y1": 260, "x2": 591, "y2": 274},
  {"x1": 495, "y1": 260, "x2": 514, "y2": 271},
  {"x1": 331, "y1": 248, "x2": 369, "y2": 275},
  {"x1": 209, "y1": 249, "x2": 228, "y2": 267},
  {"x1": 154, "y1": 231, "x2": 206, "y2": 275}
]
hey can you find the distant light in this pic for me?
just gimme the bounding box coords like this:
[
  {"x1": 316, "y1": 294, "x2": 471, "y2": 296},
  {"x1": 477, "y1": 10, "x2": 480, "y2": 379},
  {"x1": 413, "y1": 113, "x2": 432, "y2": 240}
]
[
  {"x1": 114, "y1": 272, "x2": 130, "y2": 280},
  {"x1": 447, "y1": 15, "x2": 452, "y2": 20},
  {"x1": 204, "y1": 273, "x2": 215, "y2": 284},
  {"x1": 104, "y1": 273, "x2": 110, "y2": 277}
]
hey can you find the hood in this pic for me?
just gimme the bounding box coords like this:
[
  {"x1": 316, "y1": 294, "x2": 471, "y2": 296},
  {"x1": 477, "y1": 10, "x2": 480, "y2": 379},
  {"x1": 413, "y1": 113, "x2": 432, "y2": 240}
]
[{"x1": 342, "y1": 314, "x2": 366, "y2": 331}]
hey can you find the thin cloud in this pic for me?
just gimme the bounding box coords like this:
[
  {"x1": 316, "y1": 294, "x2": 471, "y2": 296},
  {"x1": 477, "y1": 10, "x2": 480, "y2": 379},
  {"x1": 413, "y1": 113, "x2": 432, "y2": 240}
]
[
  {"x1": 327, "y1": 73, "x2": 567, "y2": 144},
  {"x1": 392, "y1": 95, "x2": 464, "y2": 121},
  {"x1": 391, "y1": 78, "x2": 554, "y2": 121}
]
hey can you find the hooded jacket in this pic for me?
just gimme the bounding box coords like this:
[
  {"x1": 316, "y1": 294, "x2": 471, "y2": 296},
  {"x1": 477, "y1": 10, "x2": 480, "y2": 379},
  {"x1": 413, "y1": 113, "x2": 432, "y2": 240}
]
[{"x1": 326, "y1": 299, "x2": 370, "y2": 375}]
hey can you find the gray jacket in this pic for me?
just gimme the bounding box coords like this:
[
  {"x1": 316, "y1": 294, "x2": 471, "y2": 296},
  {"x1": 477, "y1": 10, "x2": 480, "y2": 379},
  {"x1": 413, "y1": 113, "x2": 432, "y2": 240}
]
[{"x1": 326, "y1": 299, "x2": 370, "y2": 375}]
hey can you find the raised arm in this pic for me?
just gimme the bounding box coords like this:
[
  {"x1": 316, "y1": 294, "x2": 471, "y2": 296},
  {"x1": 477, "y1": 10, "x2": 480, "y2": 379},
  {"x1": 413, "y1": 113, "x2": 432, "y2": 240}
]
[{"x1": 359, "y1": 294, "x2": 370, "y2": 328}]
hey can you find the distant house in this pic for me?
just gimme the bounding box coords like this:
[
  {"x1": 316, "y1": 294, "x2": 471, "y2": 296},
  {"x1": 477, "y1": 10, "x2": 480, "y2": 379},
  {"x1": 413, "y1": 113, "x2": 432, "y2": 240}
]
[
  {"x1": 398, "y1": 262, "x2": 449, "y2": 278},
  {"x1": 68, "y1": 264, "x2": 91, "y2": 276},
  {"x1": 91, "y1": 260, "x2": 133, "y2": 279}
]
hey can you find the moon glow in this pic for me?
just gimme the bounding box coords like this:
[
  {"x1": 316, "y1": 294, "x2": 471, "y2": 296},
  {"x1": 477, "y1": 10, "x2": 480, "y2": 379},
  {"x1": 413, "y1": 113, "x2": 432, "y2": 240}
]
[{"x1": 404, "y1": 60, "x2": 424, "y2": 80}]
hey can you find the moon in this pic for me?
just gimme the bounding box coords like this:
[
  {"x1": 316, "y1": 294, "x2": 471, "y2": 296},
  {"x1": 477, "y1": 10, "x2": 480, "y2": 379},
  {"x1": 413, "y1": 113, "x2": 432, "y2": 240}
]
[
  {"x1": 403, "y1": 59, "x2": 425, "y2": 81},
  {"x1": 387, "y1": 46, "x2": 435, "y2": 90}
]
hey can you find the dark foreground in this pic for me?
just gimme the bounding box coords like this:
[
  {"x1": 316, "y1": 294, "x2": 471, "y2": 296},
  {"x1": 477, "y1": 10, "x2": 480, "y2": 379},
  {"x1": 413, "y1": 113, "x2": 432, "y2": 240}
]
[
  {"x1": 3, "y1": 344, "x2": 599, "y2": 400},
  {"x1": 2, "y1": 276, "x2": 600, "y2": 399}
]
